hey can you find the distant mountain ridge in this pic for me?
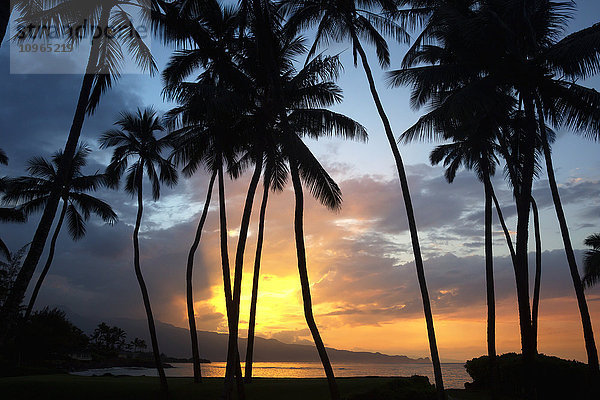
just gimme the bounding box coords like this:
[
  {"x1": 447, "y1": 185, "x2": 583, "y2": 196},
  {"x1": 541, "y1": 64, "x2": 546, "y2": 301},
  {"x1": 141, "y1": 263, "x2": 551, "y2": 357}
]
[{"x1": 68, "y1": 313, "x2": 430, "y2": 364}]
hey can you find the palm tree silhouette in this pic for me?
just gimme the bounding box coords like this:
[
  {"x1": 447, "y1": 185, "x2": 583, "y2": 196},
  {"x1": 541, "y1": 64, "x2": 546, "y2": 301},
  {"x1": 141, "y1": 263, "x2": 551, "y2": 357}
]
[
  {"x1": 2, "y1": 0, "x2": 157, "y2": 333},
  {"x1": 281, "y1": 1, "x2": 446, "y2": 395},
  {"x1": 160, "y1": 0, "x2": 249, "y2": 384},
  {"x1": 99, "y1": 108, "x2": 177, "y2": 392},
  {"x1": 2, "y1": 145, "x2": 117, "y2": 320},
  {"x1": 167, "y1": 81, "x2": 248, "y2": 395},
  {"x1": 582, "y1": 234, "x2": 600, "y2": 289},
  {"x1": 429, "y1": 128, "x2": 501, "y2": 395}
]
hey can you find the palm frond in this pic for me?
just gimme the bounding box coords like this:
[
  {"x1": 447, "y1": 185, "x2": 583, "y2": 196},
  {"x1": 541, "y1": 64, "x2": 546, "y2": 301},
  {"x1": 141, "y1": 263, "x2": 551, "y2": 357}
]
[{"x1": 66, "y1": 202, "x2": 86, "y2": 240}]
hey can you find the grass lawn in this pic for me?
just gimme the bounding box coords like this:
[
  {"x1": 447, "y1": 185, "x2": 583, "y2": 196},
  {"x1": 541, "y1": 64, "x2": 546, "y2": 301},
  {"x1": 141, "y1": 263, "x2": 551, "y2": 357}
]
[{"x1": 0, "y1": 374, "x2": 498, "y2": 399}]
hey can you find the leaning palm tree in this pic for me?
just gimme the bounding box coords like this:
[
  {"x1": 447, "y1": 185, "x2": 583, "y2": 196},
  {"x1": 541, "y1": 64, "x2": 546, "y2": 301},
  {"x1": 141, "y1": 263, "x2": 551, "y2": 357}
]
[
  {"x1": 582, "y1": 234, "x2": 600, "y2": 289},
  {"x1": 99, "y1": 108, "x2": 177, "y2": 392},
  {"x1": 2, "y1": 0, "x2": 157, "y2": 333},
  {"x1": 281, "y1": 1, "x2": 445, "y2": 395},
  {"x1": 2, "y1": 146, "x2": 117, "y2": 320}
]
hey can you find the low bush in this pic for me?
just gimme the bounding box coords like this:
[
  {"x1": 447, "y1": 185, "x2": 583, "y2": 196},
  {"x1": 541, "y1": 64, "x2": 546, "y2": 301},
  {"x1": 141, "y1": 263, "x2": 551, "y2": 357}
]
[{"x1": 465, "y1": 353, "x2": 595, "y2": 399}]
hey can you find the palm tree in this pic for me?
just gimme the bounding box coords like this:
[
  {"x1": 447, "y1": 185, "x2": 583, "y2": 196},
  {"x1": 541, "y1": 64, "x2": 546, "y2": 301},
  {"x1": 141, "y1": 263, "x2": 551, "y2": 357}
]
[
  {"x1": 2, "y1": 146, "x2": 117, "y2": 320},
  {"x1": 160, "y1": 0, "x2": 249, "y2": 385},
  {"x1": 167, "y1": 80, "x2": 248, "y2": 394},
  {"x1": 281, "y1": 1, "x2": 446, "y2": 396},
  {"x1": 99, "y1": 108, "x2": 177, "y2": 392},
  {"x1": 429, "y1": 130, "x2": 500, "y2": 395},
  {"x1": 582, "y1": 234, "x2": 600, "y2": 289},
  {"x1": 2, "y1": 0, "x2": 157, "y2": 333}
]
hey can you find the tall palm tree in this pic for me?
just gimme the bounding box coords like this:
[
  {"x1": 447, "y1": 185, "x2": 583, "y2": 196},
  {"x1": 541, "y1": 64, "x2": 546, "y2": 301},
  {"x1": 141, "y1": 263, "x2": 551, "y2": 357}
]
[
  {"x1": 582, "y1": 234, "x2": 600, "y2": 289},
  {"x1": 2, "y1": 146, "x2": 117, "y2": 320},
  {"x1": 99, "y1": 108, "x2": 177, "y2": 392},
  {"x1": 1, "y1": 0, "x2": 157, "y2": 334},
  {"x1": 167, "y1": 84, "x2": 248, "y2": 395},
  {"x1": 429, "y1": 129, "x2": 500, "y2": 395},
  {"x1": 281, "y1": 1, "x2": 446, "y2": 396},
  {"x1": 161, "y1": 0, "x2": 249, "y2": 385}
]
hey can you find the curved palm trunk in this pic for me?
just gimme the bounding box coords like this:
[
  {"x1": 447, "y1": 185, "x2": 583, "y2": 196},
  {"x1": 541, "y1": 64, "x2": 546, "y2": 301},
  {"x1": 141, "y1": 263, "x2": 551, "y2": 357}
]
[
  {"x1": 24, "y1": 200, "x2": 68, "y2": 320},
  {"x1": 352, "y1": 36, "x2": 445, "y2": 399},
  {"x1": 490, "y1": 187, "x2": 516, "y2": 264},
  {"x1": 531, "y1": 197, "x2": 542, "y2": 344},
  {"x1": 217, "y1": 166, "x2": 245, "y2": 400},
  {"x1": 483, "y1": 174, "x2": 498, "y2": 398},
  {"x1": 134, "y1": 174, "x2": 167, "y2": 392},
  {"x1": 0, "y1": 5, "x2": 110, "y2": 338},
  {"x1": 244, "y1": 176, "x2": 269, "y2": 383},
  {"x1": 186, "y1": 170, "x2": 217, "y2": 383},
  {"x1": 535, "y1": 100, "x2": 600, "y2": 379},
  {"x1": 290, "y1": 160, "x2": 339, "y2": 400},
  {"x1": 225, "y1": 157, "x2": 263, "y2": 398}
]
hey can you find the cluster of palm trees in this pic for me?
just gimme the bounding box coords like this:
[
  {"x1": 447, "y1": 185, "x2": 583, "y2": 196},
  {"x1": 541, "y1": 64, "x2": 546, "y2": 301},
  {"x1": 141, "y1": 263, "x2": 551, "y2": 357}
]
[{"x1": 0, "y1": 1, "x2": 599, "y2": 400}]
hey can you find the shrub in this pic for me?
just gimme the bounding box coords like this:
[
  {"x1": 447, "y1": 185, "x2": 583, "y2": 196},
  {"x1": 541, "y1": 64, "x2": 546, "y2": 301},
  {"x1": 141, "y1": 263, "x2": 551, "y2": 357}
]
[{"x1": 465, "y1": 353, "x2": 593, "y2": 399}]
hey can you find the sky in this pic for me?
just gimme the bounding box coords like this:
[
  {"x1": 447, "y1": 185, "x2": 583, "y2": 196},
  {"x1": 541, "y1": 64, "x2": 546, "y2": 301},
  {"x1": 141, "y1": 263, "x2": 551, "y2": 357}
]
[{"x1": 1, "y1": 1, "x2": 600, "y2": 364}]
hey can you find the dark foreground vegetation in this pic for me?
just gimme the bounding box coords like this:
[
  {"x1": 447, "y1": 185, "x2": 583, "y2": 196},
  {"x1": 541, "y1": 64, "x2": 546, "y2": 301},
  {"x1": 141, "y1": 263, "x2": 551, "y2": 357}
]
[
  {"x1": 0, "y1": 308, "x2": 176, "y2": 376},
  {"x1": 0, "y1": 375, "x2": 503, "y2": 400},
  {"x1": 466, "y1": 353, "x2": 596, "y2": 400}
]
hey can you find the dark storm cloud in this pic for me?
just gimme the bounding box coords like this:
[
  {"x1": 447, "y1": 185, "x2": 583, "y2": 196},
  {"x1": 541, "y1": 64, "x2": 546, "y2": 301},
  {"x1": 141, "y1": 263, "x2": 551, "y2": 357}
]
[{"x1": 0, "y1": 45, "x2": 150, "y2": 178}]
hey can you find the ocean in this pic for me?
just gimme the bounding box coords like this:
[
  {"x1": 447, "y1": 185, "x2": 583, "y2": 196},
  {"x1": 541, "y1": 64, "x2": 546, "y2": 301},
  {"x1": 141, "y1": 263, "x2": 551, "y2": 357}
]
[{"x1": 72, "y1": 362, "x2": 471, "y2": 389}]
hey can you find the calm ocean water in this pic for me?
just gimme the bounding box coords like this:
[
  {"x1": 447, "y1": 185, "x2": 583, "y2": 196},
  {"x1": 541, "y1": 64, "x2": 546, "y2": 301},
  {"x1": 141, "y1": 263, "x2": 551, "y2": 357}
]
[{"x1": 72, "y1": 362, "x2": 471, "y2": 389}]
